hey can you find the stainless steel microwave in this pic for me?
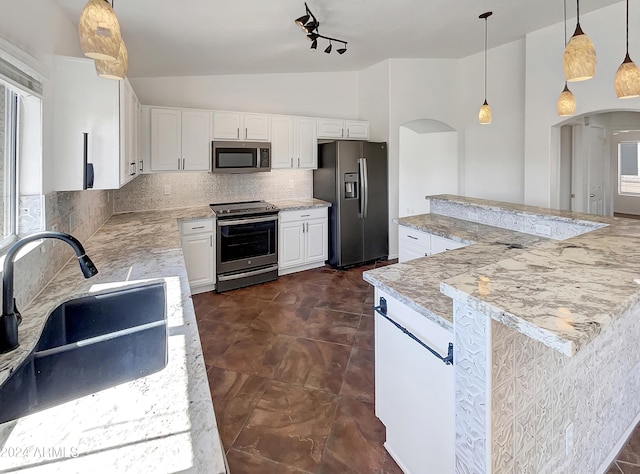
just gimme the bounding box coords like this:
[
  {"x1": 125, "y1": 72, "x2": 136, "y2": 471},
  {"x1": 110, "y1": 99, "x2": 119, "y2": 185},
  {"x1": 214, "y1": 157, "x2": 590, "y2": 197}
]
[{"x1": 211, "y1": 141, "x2": 271, "y2": 173}]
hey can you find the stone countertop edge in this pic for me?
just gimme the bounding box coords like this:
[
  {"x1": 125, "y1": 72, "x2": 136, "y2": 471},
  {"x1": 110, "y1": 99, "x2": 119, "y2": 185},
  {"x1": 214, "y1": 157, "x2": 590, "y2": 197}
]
[
  {"x1": 0, "y1": 207, "x2": 226, "y2": 473},
  {"x1": 270, "y1": 198, "x2": 332, "y2": 211}
]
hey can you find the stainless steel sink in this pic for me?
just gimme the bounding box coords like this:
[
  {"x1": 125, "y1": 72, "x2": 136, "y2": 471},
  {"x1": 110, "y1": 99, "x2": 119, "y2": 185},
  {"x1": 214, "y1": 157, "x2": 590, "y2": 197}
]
[{"x1": 0, "y1": 282, "x2": 168, "y2": 424}]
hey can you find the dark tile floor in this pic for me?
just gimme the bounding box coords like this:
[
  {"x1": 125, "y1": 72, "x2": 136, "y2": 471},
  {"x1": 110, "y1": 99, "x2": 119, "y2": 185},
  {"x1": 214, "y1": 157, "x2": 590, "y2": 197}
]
[
  {"x1": 193, "y1": 261, "x2": 640, "y2": 473},
  {"x1": 606, "y1": 424, "x2": 640, "y2": 473},
  {"x1": 193, "y1": 261, "x2": 402, "y2": 473}
]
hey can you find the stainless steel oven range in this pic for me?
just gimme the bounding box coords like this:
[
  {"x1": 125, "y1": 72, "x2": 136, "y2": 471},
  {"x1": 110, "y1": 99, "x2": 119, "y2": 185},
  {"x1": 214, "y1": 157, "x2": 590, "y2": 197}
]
[{"x1": 210, "y1": 200, "x2": 279, "y2": 292}]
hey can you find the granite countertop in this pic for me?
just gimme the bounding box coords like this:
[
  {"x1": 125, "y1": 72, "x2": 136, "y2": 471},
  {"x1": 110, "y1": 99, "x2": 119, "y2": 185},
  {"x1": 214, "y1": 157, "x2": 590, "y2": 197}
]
[
  {"x1": 270, "y1": 198, "x2": 331, "y2": 211},
  {"x1": 0, "y1": 207, "x2": 226, "y2": 473},
  {"x1": 366, "y1": 195, "x2": 640, "y2": 356},
  {"x1": 363, "y1": 215, "x2": 549, "y2": 331}
]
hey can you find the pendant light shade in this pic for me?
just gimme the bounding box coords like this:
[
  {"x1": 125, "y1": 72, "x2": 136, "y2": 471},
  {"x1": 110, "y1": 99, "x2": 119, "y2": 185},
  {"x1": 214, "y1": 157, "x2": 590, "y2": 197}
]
[
  {"x1": 479, "y1": 100, "x2": 492, "y2": 124},
  {"x1": 95, "y1": 38, "x2": 128, "y2": 80},
  {"x1": 557, "y1": 83, "x2": 577, "y2": 116},
  {"x1": 78, "y1": 0, "x2": 122, "y2": 61},
  {"x1": 615, "y1": 0, "x2": 640, "y2": 98},
  {"x1": 562, "y1": 0, "x2": 596, "y2": 82},
  {"x1": 478, "y1": 12, "x2": 493, "y2": 125},
  {"x1": 557, "y1": 0, "x2": 576, "y2": 116}
]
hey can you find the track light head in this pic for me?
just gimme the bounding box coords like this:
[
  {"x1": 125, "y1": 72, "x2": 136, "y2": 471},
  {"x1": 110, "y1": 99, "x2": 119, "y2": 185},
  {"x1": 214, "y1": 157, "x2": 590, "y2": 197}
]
[
  {"x1": 295, "y1": 14, "x2": 309, "y2": 27},
  {"x1": 307, "y1": 33, "x2": 319, "y2": 41},
  {"x1": 303, "y1": 21, "x2": 318, "y2": 33},
  {"x1": 337, "y1": 44, "x2": 347, "y2": 54},
  {"x1": 310, "y1": 39, "x2": 317, "y2": 50},
  {"x1": 324, "y1": 42, "x2": 332, "y2": 54}
]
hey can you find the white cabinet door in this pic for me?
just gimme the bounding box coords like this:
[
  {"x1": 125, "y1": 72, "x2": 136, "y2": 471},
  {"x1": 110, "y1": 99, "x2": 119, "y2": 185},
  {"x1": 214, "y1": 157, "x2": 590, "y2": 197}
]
[
  {"x1": 345, "y1": 120, "x2": 369, "y2": 140},
  {"x1": 295, "y1": 117, "x2": 318, "y2": 169},
  {"x1": 151, "y1": 108, "x2": 181, "y2": 171},
  {"x1": 213, "y1": 111, "x2": 242, "y2": 140},
  {"x1": 181, "y1": 233, "x2": 214, "y2": 288},
  {"x1": 430, "y1": 235, "x2": 467, "y2": 254},
  {"x1": 317, "y1": 118, "x2": 345, "y2": 139},
  {"x1": 271, "y1": 115, "x2": 294, "y2": 169},
  {"x1": 181, "y1": 110, "x2": 211, "y2": 171},
  {"x1": 243, "y1": 113, "x2": 270, "y2": 141},
  {"x1": 279, "y1": 221, "x2": 305, "y2": 269},
  {"x1": 305, "y1": 218, "x2": 328, "y2": 263},
  {"x1": 374, "y1": 289, "x2": 454, "y2": 474},
  {"x1": 398, "y1": 242, "x2": 429, "y2": 263}
]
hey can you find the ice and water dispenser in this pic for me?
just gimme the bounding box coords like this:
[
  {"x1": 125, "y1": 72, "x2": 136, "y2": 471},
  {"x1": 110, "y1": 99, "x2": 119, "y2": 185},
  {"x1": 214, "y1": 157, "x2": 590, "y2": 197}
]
[{"x1": 344, "y1": 172, "x2": 359, "y2": 199}]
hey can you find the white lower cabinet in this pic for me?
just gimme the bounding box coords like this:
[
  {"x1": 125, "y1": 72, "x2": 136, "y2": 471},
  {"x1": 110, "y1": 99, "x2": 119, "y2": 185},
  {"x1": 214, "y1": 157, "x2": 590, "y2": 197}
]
[
  {"x1": 278, "y1": 208, "x2": 328, "y2": 275},
  {"x1": 180, "y1": 218, "x2": 215, "y2": 294},
  {"x1": 374, "y1": 288, "x2": 454, "y2": 473},
  {"x1": 398, "y1": 225, "x2": 468, "y2": 262}
]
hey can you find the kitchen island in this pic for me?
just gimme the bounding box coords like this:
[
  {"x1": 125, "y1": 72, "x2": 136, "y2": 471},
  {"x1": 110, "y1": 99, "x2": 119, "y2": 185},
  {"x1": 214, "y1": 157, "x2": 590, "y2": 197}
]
[
  {"x1": 364, "y1": 195, "x2": 640, "y2": 474},
  {"x1": 0, "y1": 207, "x2": 226, "y2": 473}
]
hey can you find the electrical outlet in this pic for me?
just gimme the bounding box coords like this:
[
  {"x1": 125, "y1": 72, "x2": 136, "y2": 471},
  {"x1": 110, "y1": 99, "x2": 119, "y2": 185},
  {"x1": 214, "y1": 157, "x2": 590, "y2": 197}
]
[
  {"x1": 164, "y1": 185, "x2": 171, "y2": 195},
  {"x1": 565, "y1": 422, "x2": 574, "y2": 456}
]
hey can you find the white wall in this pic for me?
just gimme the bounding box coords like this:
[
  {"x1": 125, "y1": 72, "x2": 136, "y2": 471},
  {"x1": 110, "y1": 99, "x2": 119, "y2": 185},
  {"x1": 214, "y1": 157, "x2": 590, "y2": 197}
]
[
  {"x1": 358, "y1": 60, "x2": 390, "y2": 143},
  {"x1": 458, "y1": 39, "x2": 526, "y2": 204},
  {"x1": 398, "y1": 127, "x2": 458, "y2": 217},
  {"x1": 524, "y1": 1, "x2": 640, "y2": 207},
  {"x1": 130, "y1": 72, "x2": 359, "y2": 118}
]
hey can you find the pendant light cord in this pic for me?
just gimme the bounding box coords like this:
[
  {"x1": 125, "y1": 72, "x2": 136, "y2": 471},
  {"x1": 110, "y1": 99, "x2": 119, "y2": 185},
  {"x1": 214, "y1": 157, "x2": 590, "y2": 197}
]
[
  {"x1": 577, "y1": 0, "x2": 580, "y2": 23},
  {"x1": 626, "y1": 0, "x2": 630, "y2": 55},
  {"x1": 484, "y1": 17, "x2": 488, "y2": 101}
]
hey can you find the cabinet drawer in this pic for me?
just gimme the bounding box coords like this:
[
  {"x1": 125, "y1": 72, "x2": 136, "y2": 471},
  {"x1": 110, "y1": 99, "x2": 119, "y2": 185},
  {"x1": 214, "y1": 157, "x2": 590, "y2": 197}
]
[
  {"x1": 279, "y1": 207, "x2": 327, "y2": 223},
  {"x1": 181, "y1": 219, "x2": 214, "y2": 235},
  {"x1": 430, "y1": 234, "x2": 467, "y2": 254},
  {"x1": 398, "y1": 226, "x2": 430, "y2": 248}
]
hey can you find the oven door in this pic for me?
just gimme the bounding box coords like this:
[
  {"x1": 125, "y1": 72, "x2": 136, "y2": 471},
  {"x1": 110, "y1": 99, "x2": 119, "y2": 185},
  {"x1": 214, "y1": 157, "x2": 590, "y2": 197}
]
[{"x1": 216, "y1": 214, "x2": 278, "y2": 275}]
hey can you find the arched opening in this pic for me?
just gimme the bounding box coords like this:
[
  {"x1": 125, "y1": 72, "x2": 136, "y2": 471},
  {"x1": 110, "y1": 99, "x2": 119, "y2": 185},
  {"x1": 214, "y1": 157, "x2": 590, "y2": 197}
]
[
  {"x1": 398, "y1": 119, "x2": 459, "y2": 217},
  {"x1": 554, "y1": 110, "x2": 640, "y2": 217}
]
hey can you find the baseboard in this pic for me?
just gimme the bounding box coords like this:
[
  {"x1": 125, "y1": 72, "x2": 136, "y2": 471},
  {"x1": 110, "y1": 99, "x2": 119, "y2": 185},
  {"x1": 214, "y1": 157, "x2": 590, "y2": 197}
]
[
  {"x1": 278, "y1": 260, "x2": 325, "y2": 276},
  {"x1": 596, "y1": 410, "x2": 640, "y2": 474}
]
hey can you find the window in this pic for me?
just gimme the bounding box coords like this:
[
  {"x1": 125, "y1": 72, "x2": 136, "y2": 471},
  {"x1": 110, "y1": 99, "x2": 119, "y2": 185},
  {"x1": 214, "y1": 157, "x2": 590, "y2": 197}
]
[
  {"x1": 0, "y1": 81, "x2": 18, "y2": 249},
  {"x1": 618, "y1": 141, "x2": 640, "y2": 196}
]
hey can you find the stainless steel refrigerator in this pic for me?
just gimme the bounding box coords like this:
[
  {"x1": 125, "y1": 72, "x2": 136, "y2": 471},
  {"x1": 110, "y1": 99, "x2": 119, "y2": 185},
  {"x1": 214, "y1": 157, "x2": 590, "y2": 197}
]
[{"x1": 313, "y1": 140, "x2": 388, "y2": 268}]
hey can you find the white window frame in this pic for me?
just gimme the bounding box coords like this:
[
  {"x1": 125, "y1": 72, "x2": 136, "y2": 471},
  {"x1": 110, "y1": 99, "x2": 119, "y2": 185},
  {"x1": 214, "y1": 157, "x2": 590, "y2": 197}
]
[{"x1": 0, "y1": 82, "x2": 19, "y2": 250}]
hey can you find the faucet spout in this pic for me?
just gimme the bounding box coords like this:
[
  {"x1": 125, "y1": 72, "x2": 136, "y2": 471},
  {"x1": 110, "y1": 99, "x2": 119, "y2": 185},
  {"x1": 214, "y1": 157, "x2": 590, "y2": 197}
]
[{"x1": 0, "y1": 231, "x2": 98, "y2": 354}]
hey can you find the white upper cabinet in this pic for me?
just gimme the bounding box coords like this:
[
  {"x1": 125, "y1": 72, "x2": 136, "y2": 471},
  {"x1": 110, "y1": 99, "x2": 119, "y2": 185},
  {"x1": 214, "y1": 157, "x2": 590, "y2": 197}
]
[
  {"x1": 271, "y1": 116, "x2": 317, "y2": 170},
  {"x1": 52, "y1": 55, "x2": 140, "y2": 191},
  {"x1": 213, "y1": 111, "x2": 270, "y2": 141},
  {"x1": 150, "y1": 108, "x2": 211, "y2": 172},
  {"x1": 271, "y1": 115, "x2": 295, "y2": 169},
  {"x1": 317, "y1": 118, "x2": 370, "y2": 140},
  {"x1": 295, "y1": 117, "x2": 317, "y2": 169}
]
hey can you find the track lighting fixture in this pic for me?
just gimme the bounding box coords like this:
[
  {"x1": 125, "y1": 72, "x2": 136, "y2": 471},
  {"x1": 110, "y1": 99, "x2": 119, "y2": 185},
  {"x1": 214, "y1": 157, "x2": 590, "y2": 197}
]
[{"x1": 294, "y1": 3, "x2": 348, "y2": 55}]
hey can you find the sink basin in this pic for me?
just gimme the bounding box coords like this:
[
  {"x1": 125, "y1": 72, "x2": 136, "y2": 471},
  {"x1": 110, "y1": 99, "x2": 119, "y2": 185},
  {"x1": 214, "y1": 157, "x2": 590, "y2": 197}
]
[{"x1": 0, "y1": 282, "x2": 167, "y2": 424}]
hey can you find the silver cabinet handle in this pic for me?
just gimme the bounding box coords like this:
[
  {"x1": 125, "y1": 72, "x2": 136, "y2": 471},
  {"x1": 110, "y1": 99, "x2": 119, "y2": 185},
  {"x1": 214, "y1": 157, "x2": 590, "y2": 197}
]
[
  {"x1": 306, "y1": 222, "x2": 309, "y2": 232},
  {"x1": 139, "y1": 160, "x2": 143, "y2": 172},
  {"x1": 301, "y1": 214, "x2": 310, "y2": 217},
  {"x1": 178, "y1": 158, "x2": 181, "y2": 170},
  {"x1": 210, "y1": 235, "x2": 213, "y2": 247},
  {"x1": 590, "y1": 194, "x2": 595, "y2": 197},
  {"x1": 237, "y1": 128, "x2": 240, "y2": 139},
  {"x1": 245, "y1": 127, "x2": 248, "y2": 139},
  {"x1": 407, "y1": 235, "x2": 418, "y2": 240},
  {"x1": 347, "y1": 128, "x2": 350, "y2": 138},
  {"x1": 191, "y1": 225, "x2": 205, "y2": 230},
  {"x1": 291, "y1": 158, "x2": 293, "y2": 168},
  {"x1": 298, "y1": 158, "x2": 300, "y2": 167},
  {"x1": 183, "y1": 158, "x2": 185, "y2": 170},
  {"x1": 302, "y1": 222, "x2": 305, "y2": 233},
  {"x1": 341, "y1": 128, "x2": 344, "y2": 137}
]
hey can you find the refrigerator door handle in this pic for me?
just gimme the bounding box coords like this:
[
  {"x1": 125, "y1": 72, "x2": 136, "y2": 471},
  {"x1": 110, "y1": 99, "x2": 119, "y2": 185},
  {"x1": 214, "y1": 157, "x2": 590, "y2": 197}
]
[
  {"x1": 358, "y1": 158, "x2": 365, "y2": 218},
  {"x1": 362, "y1": 157, "x2": 369, "y2": 218}
]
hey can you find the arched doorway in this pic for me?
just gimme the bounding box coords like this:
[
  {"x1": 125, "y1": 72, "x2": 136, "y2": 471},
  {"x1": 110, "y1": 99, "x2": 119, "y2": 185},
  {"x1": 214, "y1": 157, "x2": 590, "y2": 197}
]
[{"x1": 398, "y1": 119, "x2": 458, "y2": 217}]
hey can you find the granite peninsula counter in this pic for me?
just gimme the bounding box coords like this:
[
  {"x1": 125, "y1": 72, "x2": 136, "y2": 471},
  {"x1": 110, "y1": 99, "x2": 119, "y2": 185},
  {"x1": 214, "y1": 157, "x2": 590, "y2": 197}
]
[
  {"x1": 363, "y1": 195, "x2": 640, "y2": 474},
  {"x1": 0, "y1": 207, "x2": 226, "y2": 473}
]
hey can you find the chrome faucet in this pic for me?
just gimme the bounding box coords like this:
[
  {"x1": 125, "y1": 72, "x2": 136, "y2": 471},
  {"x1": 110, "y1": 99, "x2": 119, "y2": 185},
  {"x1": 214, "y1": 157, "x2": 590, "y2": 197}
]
[{"x1": 0, "y1": 231, "x2": 98, "y2": 354}]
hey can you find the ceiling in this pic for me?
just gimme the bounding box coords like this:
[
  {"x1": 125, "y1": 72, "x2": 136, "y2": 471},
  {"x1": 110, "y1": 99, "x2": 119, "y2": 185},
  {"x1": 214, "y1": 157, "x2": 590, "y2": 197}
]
[{"x1": 53, "y1": 0, "x2": 620, "y2": 78}]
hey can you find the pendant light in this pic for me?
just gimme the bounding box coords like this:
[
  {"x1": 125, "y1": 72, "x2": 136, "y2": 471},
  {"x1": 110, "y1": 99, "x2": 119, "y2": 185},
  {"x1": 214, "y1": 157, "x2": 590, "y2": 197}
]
[
  {"x1": 78, "y1": 0, "x2": 122, "y2": 61},
  {"x1": 95, "y1": 38, "x2": 128, "y2": 80},
  {"x1": 558, "y1": 0, "x2": 576, "y2": 116},
  {"x1": 562, "y1": 0, "x2": 596, "y2": 82},
  {"x1": 614, "y1": 0, "x2": 640, "y2": 98},
  {"x1": 478, "y1": 12, "x2": 492, "y2": 125}
]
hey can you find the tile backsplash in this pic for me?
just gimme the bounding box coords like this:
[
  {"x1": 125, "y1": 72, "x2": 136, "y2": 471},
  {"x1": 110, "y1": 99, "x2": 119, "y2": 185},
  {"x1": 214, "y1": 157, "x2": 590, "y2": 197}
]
[
  {"x1": 112, "y1": 170, "x2": 313, "y2": 213},
  {"x1": 13, "y1": 190, "x2": 112, "y2": 310}
]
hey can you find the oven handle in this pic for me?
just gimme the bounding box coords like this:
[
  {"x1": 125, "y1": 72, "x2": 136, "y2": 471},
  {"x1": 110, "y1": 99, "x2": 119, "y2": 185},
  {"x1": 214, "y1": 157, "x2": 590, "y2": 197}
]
[
  {"x1": 217, "y1": 215, "x2": 278, "y2": 227},
  {"x1": 218, "y1": 264, "x2": 279, "y2": 282}
]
